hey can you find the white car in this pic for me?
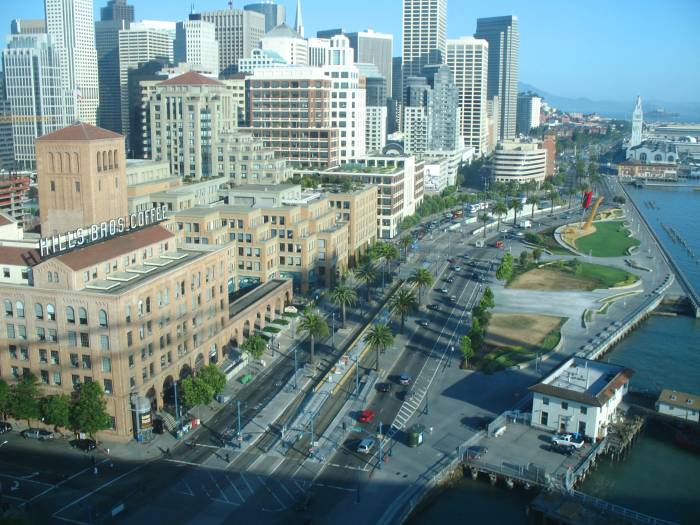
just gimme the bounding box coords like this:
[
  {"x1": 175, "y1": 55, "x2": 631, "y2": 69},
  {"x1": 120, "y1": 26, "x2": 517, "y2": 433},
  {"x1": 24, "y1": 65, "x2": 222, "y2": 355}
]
[
  {"x1": 357, "y1": 439, "x2": 375, "y2": 454},
  {"x1": 440, "y1": 287, "x2": 449, "y2": 293},
  {"x1": 551, "y1": 433, "x2": 584, "y2": 449}
]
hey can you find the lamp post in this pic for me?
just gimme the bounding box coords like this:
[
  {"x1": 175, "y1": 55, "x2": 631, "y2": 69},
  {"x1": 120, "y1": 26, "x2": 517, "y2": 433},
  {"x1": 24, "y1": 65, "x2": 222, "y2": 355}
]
[
  {"x1": 354, "y1": 352, "x2": 360, "y2": 398},
  {"x1": 173, "y1": 381, "x2": 180, "y2": 430},
  {"x1": 236, "y1": 399, "x2": 242, "y2": 449},
  {"x1": 378, "y1": 421, "x2": 383, "y2": 470},
  {"x1": 293, "y1": 344, "x2": 298, "y2": 391},
  {"x1": 331, "y1": 312, "x2": 336, "y2": 350}
]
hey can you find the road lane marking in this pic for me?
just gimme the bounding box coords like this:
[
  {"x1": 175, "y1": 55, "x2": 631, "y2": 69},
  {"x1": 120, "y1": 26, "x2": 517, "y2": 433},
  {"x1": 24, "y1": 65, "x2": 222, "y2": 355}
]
[
  {"x1": 29, "y1": 459, "x2": 111, "y2": 502},
  {"x1": 239, "y1": 473, "x2": 255, "y2": 497},
  {"x1": 225, "y1": 474, "x2": 244, "y2": 503},
  {"x1": 209, "y1": 471, "x2": 230, "y2": 503},
  {"x1": 313, "y1": 482, "x2": 357, "y2": 493},
  {"x1": 258, "y1": 475, "x2": 286, "y2": 510}
]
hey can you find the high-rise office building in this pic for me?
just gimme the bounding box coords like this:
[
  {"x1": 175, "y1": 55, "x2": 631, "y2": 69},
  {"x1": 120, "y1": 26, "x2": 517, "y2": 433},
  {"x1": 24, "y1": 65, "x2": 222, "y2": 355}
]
[
  {"x1": 447, "y1": 37, "x2": 489, "y2": 155},
  {"x1": 174, "y1": 15, "x2": 219, "y2": 75},
  {"x1": 119, "y1": 22, "x2": 173, "y2": 149},
  {"x1": 2, "y1": 34, "x2": 73, "y2": 169},
  {"x1": 357, "y1": 64, "x2": 387, "y2": 154},
  {"x1": 491, "y1": 139, "x2": 547, "y2": 184},
  {"x1": 516, "y1": 93, "x2": 541, "y2": 135},
  {"x1": 45, "y1": 0, "x2": 100, "y2": 125},
  {"x1": 244, "y1": 2, "x2": 285, "y2": 33},
  {"x1": 307, "y1": 38, "x2": 331, "y2": 67},
  {"x1": 95, "y1": 0, "x2": 134, "y2": 133},
  {"x1": 199, "y1": 8, "x2": 266, "y2": 76},
  {"x1": 402, "y1": 0, "x2": 447, "y2": 101},
  {"x1": 10, "y1": 19, "x2": 47, "y2": 35},
  {"x1": 388, "y1": 56, "x2": 403, "y2": 133},
  {"x1": 100, "y1": 0, "x2": 134, "y2": 23},
  {"x1": 346, "y1": 30, "x2": 393, "y2": 99},
  {"x1": 630, "y1": 96, "x2": 643, "y2": 148},
  {"x1": 294, "y1": 0, "x2": 304, "y2": 38},
  {"x1": 475, "y1": 16, "x2": 519, "y2": 141}
]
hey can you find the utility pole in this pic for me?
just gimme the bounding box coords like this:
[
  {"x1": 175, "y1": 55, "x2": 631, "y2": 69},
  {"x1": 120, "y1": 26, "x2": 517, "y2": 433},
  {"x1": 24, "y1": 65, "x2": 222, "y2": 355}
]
[
  {"x1": 236, "y1": 400, "x2": 242, "y2": 449},
  {"x1": 331, "y1": 312, "x2": 336, "y2": 350},
  {"x1": 354, "y1": 352, "x2": 360, "y2": 398},
  {"x1": 173, "y1": 381, "x2": 180, "y2": 429},
  {"x1": 378, "y1": 421, "x2": 383, "y2": 470},
  {"x1": 293, "y1": 344, "x2": 298, "y2": 390}
]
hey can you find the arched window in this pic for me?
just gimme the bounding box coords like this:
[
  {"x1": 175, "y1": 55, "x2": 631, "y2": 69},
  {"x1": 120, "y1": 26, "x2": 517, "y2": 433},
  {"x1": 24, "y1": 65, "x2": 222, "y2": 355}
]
[
  {"x1": 78, "y1": 307, "x2": 88, "y2": 325},
  {"x1": 668, "y1": 155, "x2": 674, "y2": 162},
  {"x1": 64, "y1": 152, "x2": 71, "y2": 173},
  {"x1": 102, "y1": 151, "x2": 107, "y2": 170},
  {"x1": 108, "y1": 150, "x2": 113, "y2": 169},
  {"x1": 15, "y1": 301, "x2": 24, "y2": 318},
  {"x1": 49, "y1": 152, "x2": 54, "y2": 172},
  {"x1": 73, "y1": 152, "x2": 79, "y2": 172},
  {"x1": 145, "y1": 297, "x2": 151, "y2": 313},
  {"x1": 53, "y1": 272, "x2": 59, "y2": 283},
  {"x1": 639, "y1": 153, "x2": 647, "y2": 162},
  {"x1": 137, "y1": 300, "x2": 143, "y2": 317},
  {"x1": 4, "y1": 299, "x2": 12, "y2": 317},
  {"x1": 113, "y1": 150, "x2": 119, "y2": 168},
  {"x1": 35, "y1": 303, "x2": 43, "y2": 320},
  {"x1": 48, "y1": 272, "x2": 53, "y2": 283},
  {"x1": 57, "y1": 153, "x2": 63, "y2": 173},
  {"x1": 47, "y1": 304, "x2": 56, "y2": 321},
  {"x1": 98, "y1": 309, "x2": 108, "y2": 328},
  {"x1": 654, "y1": 154, "x2": 662, "y2": 162},
  {"x1": 97, "y1": 152, "x2": 102, "y2": 171},
  {"x1": 66, "y1": 306, "x2": 75, "y2": 323}
]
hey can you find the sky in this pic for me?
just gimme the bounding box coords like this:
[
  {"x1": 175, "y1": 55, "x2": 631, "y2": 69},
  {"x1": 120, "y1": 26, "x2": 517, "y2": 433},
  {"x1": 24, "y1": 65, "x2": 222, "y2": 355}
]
[{"x1": 3, "y1": 0, "x2": 699, "y2": 103}]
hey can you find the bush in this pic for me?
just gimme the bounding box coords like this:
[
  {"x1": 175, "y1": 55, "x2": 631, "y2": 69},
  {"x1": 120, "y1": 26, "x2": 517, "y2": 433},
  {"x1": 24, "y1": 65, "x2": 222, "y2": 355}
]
[
  {"x1": 263, "y1": 326, "x2": 281, "y2": 333},
  {"x1": 272, "y1": 318, "x2": 290, "y2": 325},
  {"x1": 525, "y1": 231, "x2": 543, "y2": 245}
]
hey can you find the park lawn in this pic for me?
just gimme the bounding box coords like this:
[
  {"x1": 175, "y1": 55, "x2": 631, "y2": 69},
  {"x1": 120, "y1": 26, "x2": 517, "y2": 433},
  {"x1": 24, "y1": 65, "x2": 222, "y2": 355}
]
[
  {"x1": 574, "y1": 221, "x2": 640, "y2": 257},
  {"x1": 509, "y1": 260, "x2": 638, "y2": 291},
  {"x1": 477, "y1": 314, "x2": 565, "y2": 373},
  {"x1": 527, "y1": 227, "x2": 574, "y2": 255}
]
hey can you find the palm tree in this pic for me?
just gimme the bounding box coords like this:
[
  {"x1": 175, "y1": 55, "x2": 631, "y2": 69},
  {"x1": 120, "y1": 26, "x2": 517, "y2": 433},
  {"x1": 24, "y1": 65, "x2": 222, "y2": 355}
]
[
  {"x1": 548, "y1": 190, "x2": 559, "y2": 215},
  {"x1": 492, "y1": 201, "x2": 508, "y2": 232},
  {"x1": 567, "y1": 187, "x2": 577, "y2": 209},
  {"x1": 363, "y1": 323, "x2": 394, "y2": 372},
  {"x1": 297, "y1": 310, "x2": 329, "y2": 365},
  {"x1": 409, "y1": 267, "x2": 434, "y2": 305},
  {"x1": 399, "y1": 235, "x2": 412, "y2": 259},
  {"x1": 527, "y1": 195, "x2": 538, "y2": 219},
  {"x1": 390, "y1": 288, "x2": 417, "y2": 333},
  {"x1": 329, "y1": 285, "x2": 358, "y2": 329},
  {"x1": 480, "y1": 213, "x2": 490, "y2": 238},
  {"x1": 510, "y1": 198, "x2": 523, "y2": 226},
  {"x1": 354, "y1": 262, "x2": 376, "y2": 302},
  {"x1": 378, "y1": 243, "x2": 399, "y2": 288}
]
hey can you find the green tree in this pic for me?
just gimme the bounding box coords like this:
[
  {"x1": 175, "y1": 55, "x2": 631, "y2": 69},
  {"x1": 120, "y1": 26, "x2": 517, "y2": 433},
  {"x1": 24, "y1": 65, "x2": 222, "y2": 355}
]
[
  {"x1": 548, "y1": 190, "x2": 560, "y2": 215},
  {"x1": 241, "y1": 334, "x2": 267, "y2": 367},
  {"x1": 10, "y1": 373, "x2": 40, "y2": 426},
  {"x1": 409, "y1": 267, "x2": 434, "y2": 305},
  {"x1": 480, "y1": 213, "x2": 490, "y2": 238},
  {"x1": 376, "y1": 242, "x2": 399, "y2": 288},
  {"x1": 482, "y1": 287, "x2": 495, "y2": 309},
  {"x1": 181, "y1": 377, "x2": 214, "y2": 408},
  {"x1": 354, "y1": 262, "x2": 377, "y2": 301},
  {"x1": 329, "y1": 284, "x2": 358, "y2": 329},
  {"x1": 492, "y1": 201, "x2": 508, "y2": 232},
  {"x1": 495, "y1": 253, "x2": 514, "y2": 281},
  {"x1": 459, "y1": 336, "x2": 474, "y2": 369},
  {"x1": 519, "y1": 250, "x2": 529, "y2": 267},
  {"x1": 399, "y1": 235, "x2": 413, "y2": 259},
  {"x1": 40, "y1": 394, "x2": 71, "y2": 430},
  {"x1": 567, "y1": 187, "x2": 578, "y2": 209},
  {"x1": 297, "y1": 310, "x2": 329, "y2": 365},
  {"x1": 0, "y1": 378, "x2": 10, "y2": 420},
  {"x1": 533, "y1": 248, "x2": 543, "y2": 263},
  {"x1": 527, "y1": 195, "x2": 538, "y2": 219},
  {"x1": 575, "y1": 159, "x2": 586, "y2": 182},
  {"x1": 390, "y1": 288, "x2": 418, "y2": 333},
  {"x1": 198, "y1": 364, "x2": 226, "y2": 396},
  {"x1": 469, "y1": 317, "x2": 484, "y2": 351},
  {"x1": 510, "y1": 198, "x2": 523, "y2": 226},
  {"x1": 363, "y1": 323, "x2": 394, "y2": 372},
  {"x1": 70, "y1": 381, "x2": 111, "y2": 437}
]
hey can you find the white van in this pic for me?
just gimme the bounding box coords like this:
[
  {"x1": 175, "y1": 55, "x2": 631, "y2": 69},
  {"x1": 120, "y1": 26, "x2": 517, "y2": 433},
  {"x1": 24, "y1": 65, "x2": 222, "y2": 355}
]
[{"x1": 357, "y1": 439, "x2": 375, "y2": 454}]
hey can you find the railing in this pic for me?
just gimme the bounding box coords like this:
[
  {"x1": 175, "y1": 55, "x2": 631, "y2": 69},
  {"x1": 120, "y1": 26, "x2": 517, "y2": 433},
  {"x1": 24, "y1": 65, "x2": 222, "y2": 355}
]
[{"x1": 568, "y1": 490, "x2": 679, "y2": 525}]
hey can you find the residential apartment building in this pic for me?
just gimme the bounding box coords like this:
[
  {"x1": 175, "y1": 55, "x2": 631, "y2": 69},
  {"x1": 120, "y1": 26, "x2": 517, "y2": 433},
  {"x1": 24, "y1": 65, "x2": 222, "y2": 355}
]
[
  {"x1": 328, "y1": 155, "x2": 424, "y2": 239},
  {"x1": 491, "y1": 139, "x2": 547, "y2": 184},
  {"x1": 447, "y1": 37, "x2": 489, "y2": 156},
  {"x1": 199, "y1": 7, "x2": 266, "y2": 76},
  {"x1": 517, "y1": 93, "x2": 541, "y2": 135},
  {"x1": 45, "y1": 0, "x2": 100, "y2": 124},
  {"x1": 174, "y1": 16, "x2": 219, "y2": 76},
  {"x1": 475, "y1": 16, "x2": 519, "y2": 140},
  {"x1": 2, "y1": 34, "x2": 73, "y2": 169},
  {"x1": 402, "y1": 0, "x2": 447, "y2": 103}
]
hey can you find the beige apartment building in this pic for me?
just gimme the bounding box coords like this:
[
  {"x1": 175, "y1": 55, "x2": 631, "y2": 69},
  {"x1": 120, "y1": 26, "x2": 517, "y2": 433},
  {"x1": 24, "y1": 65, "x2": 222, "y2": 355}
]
[{"x1": 0, "y1": 123, "x2": 293, "y2": 440}]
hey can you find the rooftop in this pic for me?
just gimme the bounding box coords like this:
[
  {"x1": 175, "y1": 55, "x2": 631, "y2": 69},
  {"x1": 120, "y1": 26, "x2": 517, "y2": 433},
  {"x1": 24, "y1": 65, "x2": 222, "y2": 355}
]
[
  {"x1": 158, "y1": 71, "x2": 224, "y2": 87},
  {"x1": 530, "y1": 357, "x2": 633, "y2": 407},
  {"x1": 332, "y1": 162, "x2": 400, "y2": 175},
  {"x1": 0, "y1": 246, "x2": 41, "y2": 267},
  {"x1": 37, "y1": 123, "x2": 123, "y2": 142},
  {"x1": 657, "y1": 389, "x2": 700, "y2": 411},
  {"x1": 265, "y1": 23, "x2": 302, "y2": 39}
]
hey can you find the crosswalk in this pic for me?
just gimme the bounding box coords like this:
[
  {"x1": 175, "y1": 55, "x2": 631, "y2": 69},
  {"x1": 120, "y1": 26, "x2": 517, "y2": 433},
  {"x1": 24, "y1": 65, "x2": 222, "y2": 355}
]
[{"x1": 171, "y1": 467, "x2": 310, "y2": 513}]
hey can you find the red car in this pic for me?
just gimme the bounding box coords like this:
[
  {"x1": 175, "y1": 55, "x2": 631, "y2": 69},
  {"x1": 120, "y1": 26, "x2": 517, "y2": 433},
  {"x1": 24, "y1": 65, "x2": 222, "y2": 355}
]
[{"x1": 358, "y1": 409, "x2": 375, "y2": 423}]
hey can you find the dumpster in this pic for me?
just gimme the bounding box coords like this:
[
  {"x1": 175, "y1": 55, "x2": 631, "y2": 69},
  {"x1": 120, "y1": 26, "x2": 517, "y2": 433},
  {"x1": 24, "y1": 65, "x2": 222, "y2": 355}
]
[
  {"x1": 407, "y1": 424, "x2": 425, "y2": 447},
  {"x1": 240, "y1": 373, "x2": 253, "y2": 384}
]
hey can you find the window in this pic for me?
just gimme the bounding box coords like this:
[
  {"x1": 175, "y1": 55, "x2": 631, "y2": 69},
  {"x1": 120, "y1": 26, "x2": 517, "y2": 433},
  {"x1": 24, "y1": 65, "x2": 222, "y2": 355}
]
[
  {"x1": 128, "y1": 353, "x2": 134, "y2": 368},
  {"x1": 40, "y1": 370, "x2": 49, "y2": 384},
  {"x1": 50, "y1": 350, "x2": 59, "y2": 365},
  {"x1": 580, "y1": 407, "x2": 587, "y2": 415},
  {"x1": 102, "y1": 357, "x2": 112, "y2": 373},
  {"x1": 126, "y1": 305, "x2": 132, "y2": 324},
  {"x1": 48, "y1": 329, "x2": 57, "y2": 342},
  {"x1": 6, "y1": 324, "x2": 15, "y2": 339},
  {"x1": 35, "y1": 303, "x2": 43, "y2": 320},
  {"x1": 80, "y1": 333, "x2": 90, "y2": 347},
  {"x1": 66, "y1": 306, "x2": 75, "y2": 323},
  {"x1": 68, "y1": 331, "x2": 77, "y2": 347},
  {"x1": 75, "y1": 181, "x2": 80, "y2": 192},
  {"x1": 81, "y1": 355, "x2": 91, "y2": 369},
  {"x1": 47, "y1": 304, "x2": 56, "y2": 321},
  {"x1": 53, "y1": 371, "x2": 61, "y2": 385},
  {"x1": 561, "y1": 402, "x2": 569, "y2": 410},
  {"x1": 127, "y1": 331, "x2": 133, "y2": 346},
  {"x1": 2, "y1": 268, "x2": 9, "y2": 278},
  {"x1": 19, "y1": 347, "x2": 28, "y2": 360},
  {"x1": 103, "y1": 379, "x2": 113, "y2": 395},
  {"x1": 15, "y1": 301, "x2": 24, "y2": 318},
  {"x1": 78, "y1": 307, "x2": 88, "y2": 325},
  {"x1": 129, "y1": 376, "x2": 136, "y2": 388},
  {"x1": 36, "y1": 327, "x2": 45, "y2": 341},
  {"x1": 72, "y1": 375, "x2": 80, "y2": 387},
  {"x1": 542, "y1": 397, "x2": 549, "y2": 406},
  {"x1": 98, "y1": 309, "x2": 108, "y2": 328},
  {"x1": 70, "y1": 353, "x2": 79, "y2": 368},
  {"x1": 8, "y1": 345, "x2": 17, "y2": 359},
  {"x1": 100, "y1": 335, "x2": 110, "y2": 351},
  {"x1": 39, "y1": 348, "x2": 48, "y2": 363},
  {"x1": 142, "y1": 367, "x2": 147, "y2": 381},
  {"x1": 540, "y1": 411, "x2": 548, "y2": 426},
  {"x1": 4, "y1": 299, "x2": 12, "y2": 317},
  {"x1": 18, "y1": 325, "x2": 26, "y2": 339}
]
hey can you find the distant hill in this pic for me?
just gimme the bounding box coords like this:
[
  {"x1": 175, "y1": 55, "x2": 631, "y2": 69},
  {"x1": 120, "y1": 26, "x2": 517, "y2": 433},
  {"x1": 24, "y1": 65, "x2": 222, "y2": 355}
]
[{"x1": 519, "y1": 82, "x2": 700, "y2": 122}]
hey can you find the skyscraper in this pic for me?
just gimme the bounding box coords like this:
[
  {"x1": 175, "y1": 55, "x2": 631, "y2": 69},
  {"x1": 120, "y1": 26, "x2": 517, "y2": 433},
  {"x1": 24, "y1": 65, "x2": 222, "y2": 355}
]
[
  {"x1": 199, "y1": 8, "x2": 266, "y2": 76},
  {"x1": 95, "y1": 0, "x2": 135, "y2": 133},
  {"x1": 294, "y1": 0, "x2": 304, "y2": 38},
  {"x1": 475, "y1": 15, "x2": 519, "y2": 141},
  {"x1": 2, "y1": 34, "x2": 73, "y2": 169},
  {"x1": 447, "y1": 37, "x2": 489, "y2": 155},
  {"x1": 244, "y1": 2, "x2": 285, "y2": 33},
  {"x1": 45, "y1": 0, "x2": 100, "y2": 124},
  {"x1": 174, "y1": 15, "x2": 219, "y2": 75},
  {"x1": 10, "y1": 19, "x2": 47, "y2": 35},
  {"x1": 516, "y1": 93, "x2": 541, "y2": 135},
  {"x1": 630, "y1": 96, "x2": 643, "y2": 148},
  {"x1": 357, "y1": 63, "x2": 387, "y2": 154},
  {"x1": 402, "y1": 0, "x2": 447, "y2": 101},
  {"x1": 347, "y1": 30, "x2": 393, "y2": 99}
]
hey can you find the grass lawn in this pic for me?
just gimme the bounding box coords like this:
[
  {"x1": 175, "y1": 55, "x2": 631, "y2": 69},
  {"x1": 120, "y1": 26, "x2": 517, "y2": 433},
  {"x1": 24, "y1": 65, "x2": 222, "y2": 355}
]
[
  {"x1": 509, "y1": 259, "x2": 638, "y2": 291},
  {"x1": 526, "y1": 227, "x2": 574, "y2": 255},
  {"x1": 574, "y1": 221, "x2": 640, "y2": 257},
  {"x1": 477, "y1": 313, "x2": 565, "y2": 374}
]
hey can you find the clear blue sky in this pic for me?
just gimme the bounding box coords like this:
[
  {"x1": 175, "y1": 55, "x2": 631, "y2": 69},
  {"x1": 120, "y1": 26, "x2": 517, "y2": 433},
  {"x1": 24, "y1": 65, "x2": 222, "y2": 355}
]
[{"x1": 4, "y1": 0, "x2": 699, "y2": 103}]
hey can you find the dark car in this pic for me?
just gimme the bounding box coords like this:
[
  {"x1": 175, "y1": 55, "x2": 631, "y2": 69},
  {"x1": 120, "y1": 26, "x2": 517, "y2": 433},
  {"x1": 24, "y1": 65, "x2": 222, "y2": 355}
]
[
  {"x1": 399, "y1": 374, "x2": 411, "y2": 386},
  {"x1": 549, "y1": 443, "x2": 575, "y2": 456},
  {"x1": 21, "y1": 428, "x2": 54, "y2": 440},
  {"x1": 70, "y1": 438, "x2": 97, "y2": 452},
  {"x1": 0, "y1": 421, "x2": 12, "y2": 434},
  {"x1": 376, "y1": 382, "x2": 392, "y2": 393},
  {"x1": 427, "y1": 304, "x2": 440, "y2": 311},
  {"x1": 446, "y1": 277, "x2": 455, "y2": 283},
  {"x1": 417, "y1": 319, "x2": 429, "y2": 327},
  {"x1": 466, "y1": 446, "x2": 488, "y2": 460}
]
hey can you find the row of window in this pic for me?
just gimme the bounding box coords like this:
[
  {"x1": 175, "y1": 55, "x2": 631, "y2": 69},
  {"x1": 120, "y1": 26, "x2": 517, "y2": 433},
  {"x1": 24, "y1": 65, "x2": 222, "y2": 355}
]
[
  {"x1": 541, "y1": 397, "x2": 587, "y2": 414},
  {"x1": 3, "y1": 301, "x2": 108, "y2": 327},
  {"x1": 9, "y1": 367, "x2": 113, "y2": 395}
]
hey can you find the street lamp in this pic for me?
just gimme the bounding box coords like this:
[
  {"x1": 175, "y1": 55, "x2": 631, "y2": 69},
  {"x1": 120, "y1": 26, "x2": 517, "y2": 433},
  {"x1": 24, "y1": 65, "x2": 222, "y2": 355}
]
[{"x1": 331, "y1": 312, "x2": 336, "y2": 350}]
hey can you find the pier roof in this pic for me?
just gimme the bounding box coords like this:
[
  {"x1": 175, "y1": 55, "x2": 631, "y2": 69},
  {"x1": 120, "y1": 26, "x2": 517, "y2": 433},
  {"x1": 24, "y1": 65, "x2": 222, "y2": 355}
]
[{"x1": 657, "y1": 389, "x2": 700, "y2": 411}]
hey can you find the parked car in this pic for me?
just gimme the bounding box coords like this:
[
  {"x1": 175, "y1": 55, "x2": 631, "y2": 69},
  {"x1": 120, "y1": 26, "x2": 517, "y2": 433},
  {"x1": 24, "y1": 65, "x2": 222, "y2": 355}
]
[
  {"x1": 549, "y1": 443, "x2": 575, "y2": 455},
  {"x1": 70, "y1": 438, "x2": 97, "y2": 452},
  {"x1": 452, "y1": 266, "x2": 462, "y2": 272},
  {"x1": 358, "y1": 409, "x2": 376, "y2": 423},
  {"x1": 551, "y1": 432, "x2": 585, "y2": 449},
  {"x1": 440, "y1": 287, "x2": 449, "y2": 293},
  {"x1": 21, "y1": 428, "x2": 54, "y2": 440},
  {"x1": 427, "y1": 304, "x2": 440, "y2": 311},
  {"x1": 376, "y1": 382, "x2": 392, "y2": 393},
  {"x1": 450, "y1": 295, "x2": 457, "y2": 303},
  {"x1": 466, "y1": 446, "x2": 488, "y2": 460},
  {"x1": 399, "y1": 374, "x2": 411, "y2": 386},
  {"x1": 446, "y1": 277, "x2": 455, "y2": 283},
  {"x1": 0, "y1": 422, "x2": 12, "y2": 434},
  {"x1": 357, "y1": 439, "x2": 375, "y2": 454},
  {"x1": 417, "y1": 319, "x2": 429, "y2": 327}
]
